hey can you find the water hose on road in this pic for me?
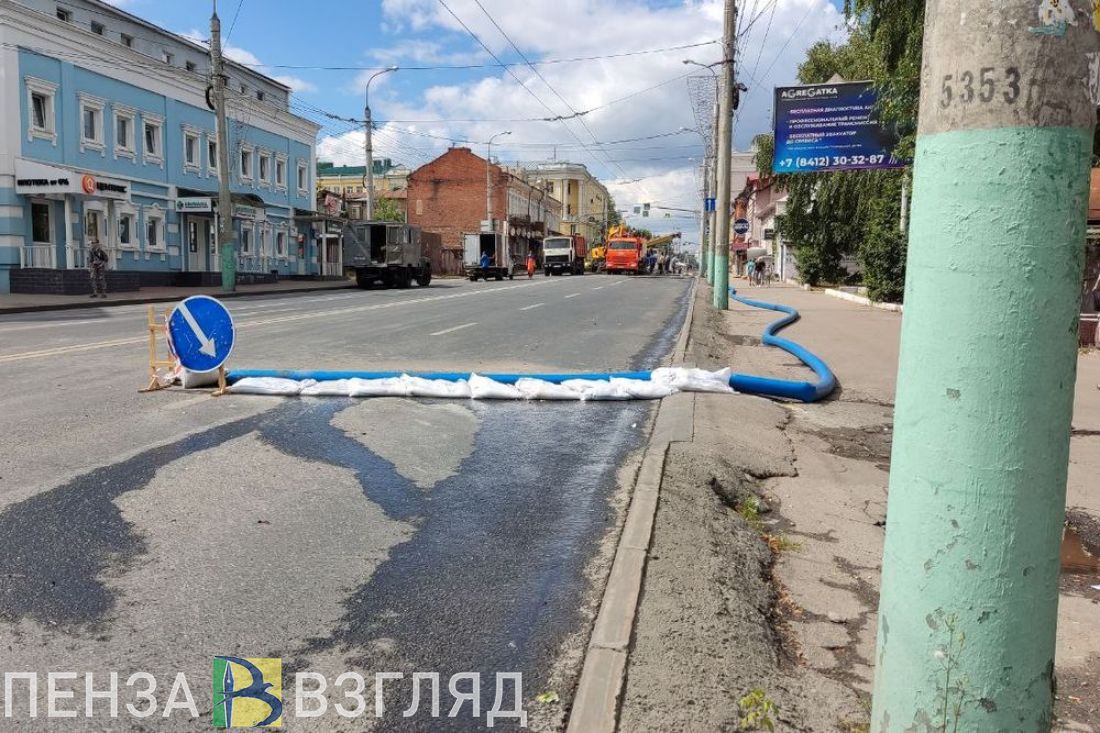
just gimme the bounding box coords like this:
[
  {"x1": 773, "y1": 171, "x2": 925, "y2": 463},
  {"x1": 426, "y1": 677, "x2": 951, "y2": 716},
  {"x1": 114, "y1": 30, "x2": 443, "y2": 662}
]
[{"x1": 225, "y1": 286, "x2": 836, "y2": 403}]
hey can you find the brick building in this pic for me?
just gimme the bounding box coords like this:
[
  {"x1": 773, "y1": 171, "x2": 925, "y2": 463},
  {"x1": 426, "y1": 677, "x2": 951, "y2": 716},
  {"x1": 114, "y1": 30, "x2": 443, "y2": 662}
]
[{"x1": 408, "y1": 148, "x2": 561, "y2": 256}]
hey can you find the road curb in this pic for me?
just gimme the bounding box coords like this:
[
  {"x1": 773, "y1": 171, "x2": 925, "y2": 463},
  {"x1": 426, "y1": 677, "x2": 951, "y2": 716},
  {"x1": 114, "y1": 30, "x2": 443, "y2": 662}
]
[
  {"x1": 823, "y1": 287, "x2": 903, "y2": 312},
  {"x1": 565, "y1": 277, "x2": 698, "y2": 733},
  {"x1": 0, "y1": 283, "x2": 357, "y2": 315}
]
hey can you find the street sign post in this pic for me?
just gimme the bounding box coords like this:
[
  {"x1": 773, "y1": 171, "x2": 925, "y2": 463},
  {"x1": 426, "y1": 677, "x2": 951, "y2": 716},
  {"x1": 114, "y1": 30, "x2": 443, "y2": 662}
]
[
  {"x1": 733, "y1": 218, "x2": 750, "y2": 235},
  {"x1": 168, "y1": 295, "x2": 235, "y2": 373}
]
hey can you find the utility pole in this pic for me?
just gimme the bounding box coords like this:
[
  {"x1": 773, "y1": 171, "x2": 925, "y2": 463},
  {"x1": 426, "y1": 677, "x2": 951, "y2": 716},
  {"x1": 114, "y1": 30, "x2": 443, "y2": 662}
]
[
  {"x1": 486, "y1": 131, "x2": 511, "y2": 232},
  {"x1": 712, "y1": 0, "x2": 735, "y2": 308},
  {"x1": 708, "y1": 106, "x2": 718, "y2": 284},
  {"x1": 210, "y1": 1, "x2": 235, "y2": 292},
  {"x1": 363, "y1": 66, "x2": 397, "y2": 221},
  {"x1": 871, "y1": 2, "x2": 1097, "y2": 730}
]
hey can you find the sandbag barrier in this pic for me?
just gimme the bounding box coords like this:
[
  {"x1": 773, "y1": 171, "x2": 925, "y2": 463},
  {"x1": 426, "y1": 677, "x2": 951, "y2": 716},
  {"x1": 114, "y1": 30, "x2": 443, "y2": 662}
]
[{"x1": 223, "y1": 286, "x2": 836, "y2": 403}]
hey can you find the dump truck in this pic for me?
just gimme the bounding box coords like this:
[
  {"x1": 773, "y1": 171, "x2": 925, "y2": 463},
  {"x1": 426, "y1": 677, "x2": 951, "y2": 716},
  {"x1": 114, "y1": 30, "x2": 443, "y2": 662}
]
[
  {"x1": 542, "y1": 234, "x2": 586, "y2": 276},
  {"x1": 344, "y1": 221, "x2": 432, "y2": 289},
  {"x1": 463, "y1": 232, "x2": 515, "y2": 281}
]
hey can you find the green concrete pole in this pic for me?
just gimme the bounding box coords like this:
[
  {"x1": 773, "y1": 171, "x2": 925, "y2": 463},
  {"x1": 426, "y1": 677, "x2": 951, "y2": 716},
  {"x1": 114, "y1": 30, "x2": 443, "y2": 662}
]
[
  {"x1": 712, "y1": 0, "x2": 734, "y2": 308},
  {"x1": 871, "y1": 2, "x2": 1097, "y2": 730}
]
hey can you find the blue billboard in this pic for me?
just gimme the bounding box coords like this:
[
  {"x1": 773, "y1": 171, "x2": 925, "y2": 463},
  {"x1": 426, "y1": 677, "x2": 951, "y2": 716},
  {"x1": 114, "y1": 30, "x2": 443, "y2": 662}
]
[{"x1": 772, "y1": 81, "x2": 905, "y2": 174}]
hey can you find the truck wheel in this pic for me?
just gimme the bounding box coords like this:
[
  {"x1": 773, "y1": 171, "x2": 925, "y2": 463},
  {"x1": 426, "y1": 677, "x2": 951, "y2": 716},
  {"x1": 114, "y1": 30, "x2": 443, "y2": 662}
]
[
  {"x1": 544, "y1": 269, "x2": 550, "y2": 277},
  {"x1": 416, "y1": 271, "x2": 432, "y2": 287},
  {"x1": 469, "y1": 276, "x2": 478, "y2": 282},
  {"x1": 355, "y1": 272, "x2": 373, "y2": 289},
  {"x1": 495, "y1": 274, "x2": 503, "y2": 281}
]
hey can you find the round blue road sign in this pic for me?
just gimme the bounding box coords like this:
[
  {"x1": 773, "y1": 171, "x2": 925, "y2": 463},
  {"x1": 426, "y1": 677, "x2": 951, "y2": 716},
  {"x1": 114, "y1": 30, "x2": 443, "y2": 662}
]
[
  {"x1": 733, "y1": 218, "x2": 751, "y2": 235},
  {"x1": 168, "y1": 295, "x2": 235, "y2": 373}
]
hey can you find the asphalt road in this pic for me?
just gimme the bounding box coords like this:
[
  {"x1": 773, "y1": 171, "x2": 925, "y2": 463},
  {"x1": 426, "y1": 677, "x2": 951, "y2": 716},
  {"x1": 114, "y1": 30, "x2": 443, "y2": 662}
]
[{"x1": 0, "y1": 274, "x2": 691, "y2": 731}]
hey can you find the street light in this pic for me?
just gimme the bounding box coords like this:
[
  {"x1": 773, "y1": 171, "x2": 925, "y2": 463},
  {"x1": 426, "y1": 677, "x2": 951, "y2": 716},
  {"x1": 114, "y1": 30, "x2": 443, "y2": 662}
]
[
  {"x1": 364, "y1": 65, "x2": 398, "y2": 221},
  {"x1": 486, "y1": 130, "x2": 511, "y2": 232},
  {"x1": 683, "y1": 59, "x2": 722, "y2": 282}
]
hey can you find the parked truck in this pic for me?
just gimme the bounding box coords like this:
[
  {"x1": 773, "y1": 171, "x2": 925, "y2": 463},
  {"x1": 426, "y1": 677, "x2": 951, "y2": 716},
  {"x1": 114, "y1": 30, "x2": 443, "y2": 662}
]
[
  {"x1": 604, "y1": 235, "x2": 646, "y2": 275},
  {"x1": 542, "y1": 234, "x2": 586, "y2": 276},
  {"x1": 344, "y1": 221, "x2": 432, "y2": 289},
  {"x1": 463, "y1": 232, "x2": 515, "y2": 281}
]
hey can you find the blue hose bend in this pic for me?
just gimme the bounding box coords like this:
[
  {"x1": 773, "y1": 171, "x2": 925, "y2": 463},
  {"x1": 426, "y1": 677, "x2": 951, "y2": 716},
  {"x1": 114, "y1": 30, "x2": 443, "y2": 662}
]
[{"x1": 226, "y1": 286, "x2": 836, "y2": 403}]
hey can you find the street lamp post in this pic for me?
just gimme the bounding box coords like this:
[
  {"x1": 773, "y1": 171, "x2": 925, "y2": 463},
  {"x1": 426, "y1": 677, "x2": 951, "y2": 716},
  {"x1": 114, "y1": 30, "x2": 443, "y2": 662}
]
[
  {"x1": 486, "y1": 131, "x2": 511, "y2": 232},
  {"x1": 683, "y1": 59, "x2": 720, "y2": 284},
  {"x1": 363, "y1": 65, "x2": 398, "y2": 221}
]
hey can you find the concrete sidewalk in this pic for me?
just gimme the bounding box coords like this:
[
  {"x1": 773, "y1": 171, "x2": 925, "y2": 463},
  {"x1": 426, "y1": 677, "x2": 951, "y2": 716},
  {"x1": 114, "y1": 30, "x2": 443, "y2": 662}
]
[
  {"x1": 617, "y1": 280, "x2": 1100, "y2": 732},
  {"x1": 0, "y1": 278, "x2": 355, "y2": 314}
]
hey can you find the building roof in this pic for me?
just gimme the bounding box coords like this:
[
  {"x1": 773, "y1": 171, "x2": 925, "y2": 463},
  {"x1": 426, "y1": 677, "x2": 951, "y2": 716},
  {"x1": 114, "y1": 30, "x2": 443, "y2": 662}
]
[{"x1": 318, "y1": 159, "x2": 401, "y2": 177}]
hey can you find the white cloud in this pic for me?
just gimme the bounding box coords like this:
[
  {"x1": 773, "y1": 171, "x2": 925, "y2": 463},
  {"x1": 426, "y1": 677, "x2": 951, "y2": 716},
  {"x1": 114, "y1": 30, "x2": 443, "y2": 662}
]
[{"x1": 319, "y1": 0, "x2": 844, "y2": 228}]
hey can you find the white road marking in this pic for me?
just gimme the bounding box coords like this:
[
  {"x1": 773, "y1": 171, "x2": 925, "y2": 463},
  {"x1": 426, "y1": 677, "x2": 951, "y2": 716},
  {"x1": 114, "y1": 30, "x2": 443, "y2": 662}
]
[
  {"x1": 520, "y1": 303, "x2": 544, "y2": 311},
  {"x1": 430, "y1": 322, "x2": 478, "y2": 336},
  {"x1": 592, "y1": 286, "x2": 605, "y2": 291},
  {"x1": 564, "y1": 293, "x2": 580, "y2": 299},
  {"x1": 607, "y1": 280, "x2": 625, "y2": 287}
]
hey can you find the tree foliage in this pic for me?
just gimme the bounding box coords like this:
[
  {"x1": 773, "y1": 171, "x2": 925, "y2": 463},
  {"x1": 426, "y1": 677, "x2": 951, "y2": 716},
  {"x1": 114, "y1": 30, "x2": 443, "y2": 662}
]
[{"x1": 372, "y1": 195, "x2": 405, "y2": 223}]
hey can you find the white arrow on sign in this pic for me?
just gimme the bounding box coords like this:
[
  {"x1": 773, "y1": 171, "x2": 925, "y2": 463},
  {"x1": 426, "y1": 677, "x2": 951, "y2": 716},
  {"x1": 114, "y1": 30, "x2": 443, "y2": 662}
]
[{"x1": 177, "y1": 302, "x2": 217, "y2": 357}]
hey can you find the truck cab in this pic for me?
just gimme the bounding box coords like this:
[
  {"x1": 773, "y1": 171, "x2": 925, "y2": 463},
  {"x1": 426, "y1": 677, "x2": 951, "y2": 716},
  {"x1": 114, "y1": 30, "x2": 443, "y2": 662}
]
[
  {"x1": 542, "y1": 235, "x2": 587, "y2": 276},
  {"x1": 605, "y1": 237, "x2": 643, "y2": 274}
]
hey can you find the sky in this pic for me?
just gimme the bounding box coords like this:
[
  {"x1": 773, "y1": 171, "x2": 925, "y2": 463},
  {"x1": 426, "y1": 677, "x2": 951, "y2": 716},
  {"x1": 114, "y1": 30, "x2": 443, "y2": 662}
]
[{"x1": 109, "y1": 0, "x2": 848, "y2": 243}]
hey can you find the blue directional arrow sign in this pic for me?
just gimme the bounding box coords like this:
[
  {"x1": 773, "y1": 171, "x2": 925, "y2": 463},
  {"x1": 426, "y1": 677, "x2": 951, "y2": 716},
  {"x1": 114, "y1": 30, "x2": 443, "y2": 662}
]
[{"x1": 168, "y1": 295, "x2": 235, "y2": 373}]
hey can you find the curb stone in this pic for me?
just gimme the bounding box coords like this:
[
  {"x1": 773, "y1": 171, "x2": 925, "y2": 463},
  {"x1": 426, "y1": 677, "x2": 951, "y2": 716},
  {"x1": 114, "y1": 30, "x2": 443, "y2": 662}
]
[{"x1": 565, "y1": 277, "x2": 698, "y2": 733}]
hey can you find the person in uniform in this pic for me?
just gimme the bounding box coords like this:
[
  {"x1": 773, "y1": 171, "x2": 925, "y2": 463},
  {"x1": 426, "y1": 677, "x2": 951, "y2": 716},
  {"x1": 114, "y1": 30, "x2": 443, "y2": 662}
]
[{"x1": 88, "y1": 239, "x2": 109, "y2": 298}]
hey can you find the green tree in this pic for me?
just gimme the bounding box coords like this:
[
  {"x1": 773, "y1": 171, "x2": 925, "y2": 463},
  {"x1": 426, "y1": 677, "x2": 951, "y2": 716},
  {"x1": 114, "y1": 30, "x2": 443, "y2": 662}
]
[
  {"x1": 605, "y1": 194, "x2": 623, "y2": 229},
  {"x1": 372, "y1": 195, "x2": 404, "y2": 223}
]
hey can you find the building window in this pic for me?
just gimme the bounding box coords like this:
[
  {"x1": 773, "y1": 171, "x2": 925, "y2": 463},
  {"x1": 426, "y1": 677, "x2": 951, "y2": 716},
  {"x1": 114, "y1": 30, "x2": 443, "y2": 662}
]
[
  {"x1": 208, "y1": 138, "x2": 218, "y2": 174},
  {"x1": 275, "y1": 156, "x2": 287, "y2": 189},
  {"x1": 276, "y1": 230, "x2": 287, "y2": 257},
  {"x1": 240, "y1": 147, "x2": 254, "y2": 181},
  {"x1": 79, "y1": 94, "x2": 105, "y2": 152},
  {"x1": 239, "y1": 82, "x2": 248, "y2": 95},
  {"x1": 91, "y1": 21, "x2": 104, "y2": 35},
  {"x1": 258, "y1": 153, "x2": 270, "y2": 185},
  {"x1": 256, "y1": 90, "x2": 265, "y2": 102},
  {"x1": 183, "y1": 130, "x2": 200, "y2": 171},
  {"x1": 26, "y1": 77, "x2": 57, "y2": 144},
  {"x1": 143, "y1": 116, "x2": 163, "y2": 165},
  {"x1": 121, "y1": 33, "x2": 133, "y2": 48},
  {"x1": 118, "y1": 212, "x2": 136, "y2": 248},
  {"x1": 185, "y1": 60, "x2": 196, "y2": 73},
  {"x1": 56, "y1": 7, "x2": 71, "y2": 21},
  {"x1": 297, "y1": 162, "x2": 307, "y2": 193},
  {"x1": 113, "y1": 106, "x2": 135, "y2": 158},
  {"x1": 162, "y1": 51, "x2": 174, "y2": 65},
  {"x1": 31, "y1": 202, "x2": 51, "y2": 244},
  {"x1": 145, "y1": 211, "x2": 164, "y2": 250},
  {"x1": 240, "y1": 226, "x2": 252, "y2": 254}
]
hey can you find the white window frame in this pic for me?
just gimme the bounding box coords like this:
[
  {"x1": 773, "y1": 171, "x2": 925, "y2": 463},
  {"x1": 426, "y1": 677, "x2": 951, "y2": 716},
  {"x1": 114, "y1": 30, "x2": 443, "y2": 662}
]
[
  {"x1": 274, "y1": 155, "x2": 287, "y2": 191},
  {"x1": 30, "y1": 198, "x2": 54, "y2": 246},
  {"x1": 117, "y1": 204, "x2": 137, "y2": 249},
  {"x1": 240, "y1": 223, "x2": 252, "y2": 254},
  {"x1": 113, "y1": 104, "x2": 136, "y2": 159},
  {"x1": 240, "y1": 145, "x2": 254, "y2": 183},
  {"x1": 207, "y1": 136, "x2": 218, "y2": 176},
  {"x1": 142, "y1": 114, "x2": 163, "y2": 166},
  {"x1": 258, "y1": 150, "x2": 271, "y2": 187},
  {"x1": 275, "y1": 228, "x2": 287, "y2": 259},
  {"x1": 297, "y1": 161, "x2": 307, "y2": 195},
  {"x1": 25, "y1": 77, "x2": 58, "y2": 145},
  {"x1": 182, "y1": 127, "x2": 201, "y2": 173},
  {"x1": 144, "y1": 206, "x2": 165, "y2": 252},
  {"x1": 79, "y1": 94, "x2": 106, "y2": 154}
]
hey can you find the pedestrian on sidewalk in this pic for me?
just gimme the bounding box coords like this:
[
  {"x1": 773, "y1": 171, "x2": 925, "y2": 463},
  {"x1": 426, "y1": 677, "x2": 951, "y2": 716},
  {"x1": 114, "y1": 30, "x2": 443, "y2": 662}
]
[
  {"x1": 88, "y1": 239, "x2": 108, "y2": 298},
  {"x1": 746, "y1": 258, "x2": 756, "y2": 286}
]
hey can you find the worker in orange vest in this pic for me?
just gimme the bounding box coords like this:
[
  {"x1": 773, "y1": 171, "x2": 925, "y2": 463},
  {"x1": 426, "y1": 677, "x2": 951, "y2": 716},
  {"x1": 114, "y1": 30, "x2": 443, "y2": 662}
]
[{"x1": 527, "y1": 250, "x2": 537, "y2": 279}]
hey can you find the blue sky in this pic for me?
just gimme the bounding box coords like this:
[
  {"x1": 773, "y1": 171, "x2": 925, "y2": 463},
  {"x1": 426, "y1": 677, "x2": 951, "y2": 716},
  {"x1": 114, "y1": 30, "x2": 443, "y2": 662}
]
[{"x1": 116, "y1": 0, "x2": 848, "y2": 240}]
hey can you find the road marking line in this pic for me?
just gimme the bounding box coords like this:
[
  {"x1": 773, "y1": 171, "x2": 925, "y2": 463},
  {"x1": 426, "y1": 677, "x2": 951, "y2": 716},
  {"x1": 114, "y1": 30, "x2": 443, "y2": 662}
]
[
  {"x1": 0, "y1": 336, "x2": 147, "y2": 363},
  {"x1": 520, "y1": 303, "x2": 544, "y2": 311},
  {"x1": 592, "y1": 286, "x2": 605, "y2": 290},
  {"x1": 430, "y1": 322, "x2": 478, "y2": 336},
  {"x1": 564, "y1": 293, "x2": 580, "y2": 299},
  {"x1": 607, "y1": 281, "x2": 624, "y2": 287}
]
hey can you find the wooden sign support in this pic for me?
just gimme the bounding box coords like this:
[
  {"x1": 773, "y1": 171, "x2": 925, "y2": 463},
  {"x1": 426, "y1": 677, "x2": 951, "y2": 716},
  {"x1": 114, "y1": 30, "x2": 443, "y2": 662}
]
[{"x1": 140, "y1": 305, "x2": 176, "y2": 393}]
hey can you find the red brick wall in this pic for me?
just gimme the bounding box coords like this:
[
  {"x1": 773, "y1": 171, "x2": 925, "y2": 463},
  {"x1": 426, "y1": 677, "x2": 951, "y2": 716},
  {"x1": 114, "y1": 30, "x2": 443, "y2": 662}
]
[{"x1": 408, "y1": 148, "x2": 509, "y2": 249}]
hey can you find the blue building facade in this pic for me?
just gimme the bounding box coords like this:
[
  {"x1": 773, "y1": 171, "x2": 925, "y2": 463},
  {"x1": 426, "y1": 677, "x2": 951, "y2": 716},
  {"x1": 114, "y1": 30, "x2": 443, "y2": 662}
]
[{"x1": 0, "y1": 0, "x2": 322, "y2": 293}]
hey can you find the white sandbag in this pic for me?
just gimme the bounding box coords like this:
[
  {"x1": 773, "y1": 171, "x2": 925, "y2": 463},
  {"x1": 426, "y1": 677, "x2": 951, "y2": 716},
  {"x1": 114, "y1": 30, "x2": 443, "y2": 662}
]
[
  {"x1": 468, "y1": 373, "x2": 524, "y2": 400},
  {"x1": 229, "y1": 377, "x2": 309, "y2": 396},
  {"x1": 610, "y1": 377, "x2": 677, "y2": 399},
  {"x1": 560, "y1": 379, "x2": 633, "y2": 401},
  {"x1": 402, "y1": 375, "x2": 473, "y2": 399},
  {"x1": 300, "y1": 379, "x2": 356, "y2": 396},
  {"x1": 515, "y1": 378, "x2": 585, "y2": 400},
  {"x1": 347, "y1": 377, "x2": 409, "y2": 397},
  {"x1": 179, "y1": 368, "x2": 220, "y2": 389},
  {"x1": 650, "y1": 367, "x2": 734, "y2": 393}
]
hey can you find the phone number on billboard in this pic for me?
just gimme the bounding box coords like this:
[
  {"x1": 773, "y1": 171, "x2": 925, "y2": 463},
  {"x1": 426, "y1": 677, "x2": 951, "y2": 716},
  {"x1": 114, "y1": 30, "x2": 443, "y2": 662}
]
[{"x1": 779, "y1": 154, "x2": 889, "y2": 170}]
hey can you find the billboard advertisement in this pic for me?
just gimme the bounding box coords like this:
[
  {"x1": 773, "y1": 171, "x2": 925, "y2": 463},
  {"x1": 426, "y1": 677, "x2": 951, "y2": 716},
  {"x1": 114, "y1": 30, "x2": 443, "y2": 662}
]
[{"x1": 772, "y1": 81, "x2": 905, "y2": 174}]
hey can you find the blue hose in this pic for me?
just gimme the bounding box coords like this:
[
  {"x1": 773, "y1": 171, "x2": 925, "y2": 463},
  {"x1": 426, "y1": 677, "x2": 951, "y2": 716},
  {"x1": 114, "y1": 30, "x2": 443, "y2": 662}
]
[{"x1": 227, "y1": 285, "x2": 836, "y2": 403}]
